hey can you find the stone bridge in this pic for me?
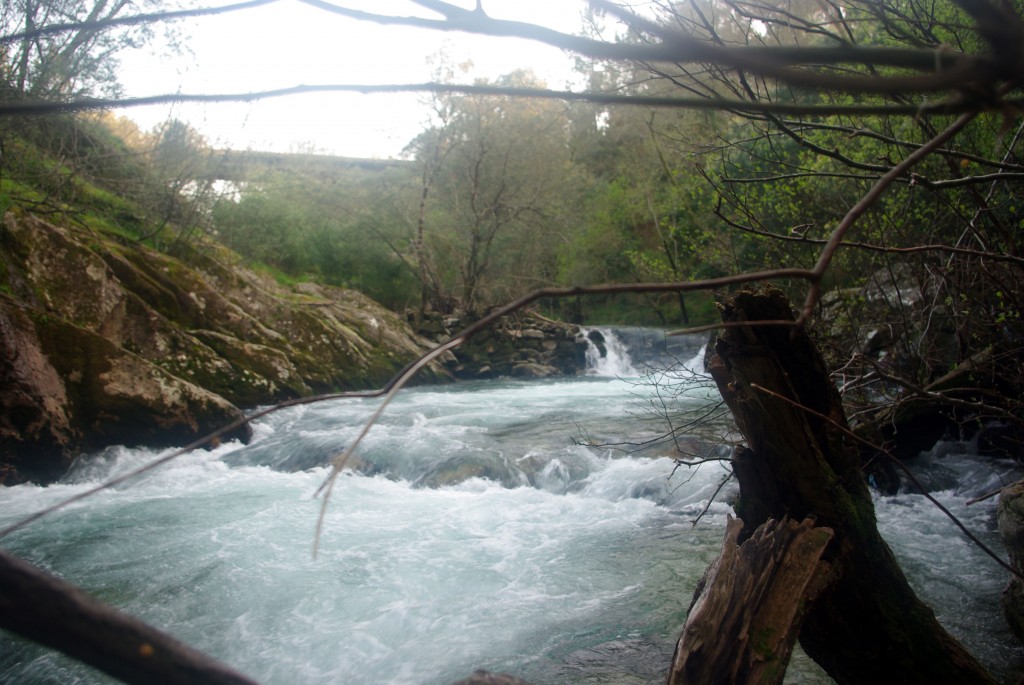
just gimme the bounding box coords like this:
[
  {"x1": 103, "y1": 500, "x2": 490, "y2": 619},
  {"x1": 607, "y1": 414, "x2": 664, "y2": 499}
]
[{"x1": 198, "y1": 149, "x2": 408, "y2": 182}]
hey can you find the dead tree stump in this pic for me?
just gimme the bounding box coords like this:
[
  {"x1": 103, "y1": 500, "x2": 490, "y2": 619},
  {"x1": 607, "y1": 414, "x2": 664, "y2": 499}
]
[
  {"x1": 667, "y1": 516, "x2": 834, "y2": 685},
  {"x1": 669, "y1": 288, "x2": 995, "y2": 685}
]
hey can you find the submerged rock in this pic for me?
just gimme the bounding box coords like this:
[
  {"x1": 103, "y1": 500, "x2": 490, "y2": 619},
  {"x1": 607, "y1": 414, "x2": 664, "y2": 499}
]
[{"x1": 0, "y1": 211, "x2": 447, "y2": 484}]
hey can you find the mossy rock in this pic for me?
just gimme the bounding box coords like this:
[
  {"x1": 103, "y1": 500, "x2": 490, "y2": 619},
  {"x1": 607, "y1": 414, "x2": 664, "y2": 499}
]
[
  {"x1": 32, "y1": 309, "x2": 248, "y2": 450},
  {"x1": 0, "y1": 212, "x2": 450, "y2": 482},
  {"x1": 191, "y1": 329, "x2": 311, "y2": 404}
]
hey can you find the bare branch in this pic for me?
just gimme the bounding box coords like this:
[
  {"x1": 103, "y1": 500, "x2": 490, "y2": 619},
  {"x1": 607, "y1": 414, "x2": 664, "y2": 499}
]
[
  {"x1": 912, "y1": 171, "x2": 1024, "y2": 188},
  {"x1": 308, "y1": 0, "x2": 974, "y2": 76},
  {"x1": 3, "y1": 82, "x2": 1015, "y2": 119},
  {"x1": 799, "y1": 108, "x2": 981, "y2": 323},
  {"x1": 0, "y1": 0, "x2": 281, "y2": 46}
]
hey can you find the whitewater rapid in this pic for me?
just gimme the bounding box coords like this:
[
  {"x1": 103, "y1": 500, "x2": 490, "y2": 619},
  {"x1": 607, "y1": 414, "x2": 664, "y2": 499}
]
[{"x1": 0, "y1": 332, "x2": 1020, "y2": 684}]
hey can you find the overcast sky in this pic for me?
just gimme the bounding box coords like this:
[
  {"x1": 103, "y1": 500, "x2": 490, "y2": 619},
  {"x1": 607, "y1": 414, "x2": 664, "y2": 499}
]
[{"x1": 117, "y1": 0, "x2": 590, "y2": 158}]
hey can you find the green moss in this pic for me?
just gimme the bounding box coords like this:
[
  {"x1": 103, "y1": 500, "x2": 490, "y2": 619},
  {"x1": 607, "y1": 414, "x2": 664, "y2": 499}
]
[
  {"x1": 752, "y1": 626, "x2": 777, "y2": 660},
  {"x1": 190, "y1": 331, "x2": 310, "y2": 404},
  {"x1": 254, "y1": 262, "x2": 302, "y2": 287}
]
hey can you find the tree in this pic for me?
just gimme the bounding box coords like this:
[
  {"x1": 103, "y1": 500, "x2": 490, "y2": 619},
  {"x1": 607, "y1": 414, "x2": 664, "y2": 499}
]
[
  {"x1": 211, "y1": 153, "x2": 420, "y2": 308},
  {"x1": 565, "y1": 100, "x2": 724, "y2": 324},
  {"x1": 0, "y1": 0, "x2": 166, "y2": 100},
  {"x1": 628, "y1": 0, "x2": 1023, "y2": 445},
  {"x1": 408, "y1": 69, "x2": 580, "y2": 315},
  {"x1": 140, "y1": 118, "x2": 220, "y2": 249}
]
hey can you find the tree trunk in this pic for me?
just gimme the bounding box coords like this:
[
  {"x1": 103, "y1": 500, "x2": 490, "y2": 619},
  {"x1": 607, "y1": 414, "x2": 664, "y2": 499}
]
[{"x1": 693, "y1": 288, "x2": 995, "y2": 684}]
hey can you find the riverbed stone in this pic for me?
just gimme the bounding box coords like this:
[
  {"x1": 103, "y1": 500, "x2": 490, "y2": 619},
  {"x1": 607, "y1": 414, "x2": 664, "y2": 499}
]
[
  {"x1": 418, "y1": 313, "x2": 588, "y2": 379},
  {"x1": 511, "y1": 361, "x2": 558, "y2": 378},
  {"x1": 998, "y1": 481, "x2": 1024, "y2": 644}
]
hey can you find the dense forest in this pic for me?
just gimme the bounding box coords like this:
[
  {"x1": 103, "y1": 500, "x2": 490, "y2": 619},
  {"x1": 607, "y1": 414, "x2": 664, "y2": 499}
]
[
  {"x1": 2, "y1": 0, "x2": 1024, "y2": 683},
  {"x1": 4, "y1": 0, "x2": 1022, "y2": 351}
]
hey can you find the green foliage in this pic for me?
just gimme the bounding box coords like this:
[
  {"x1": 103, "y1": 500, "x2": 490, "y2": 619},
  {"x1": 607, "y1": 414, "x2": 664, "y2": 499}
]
[
  {"x1": 212, "y1": 161, "x2": 420, "y2": 310},
  {"x1": 3, "y1": 0, "x2": 1020, "y2": 375},
  {"x1": 0, "y1": 0, "x2": 168, "y2": 100},
  {"x1": 409, "y1": 70, "x2": 584, "y2": 314}
]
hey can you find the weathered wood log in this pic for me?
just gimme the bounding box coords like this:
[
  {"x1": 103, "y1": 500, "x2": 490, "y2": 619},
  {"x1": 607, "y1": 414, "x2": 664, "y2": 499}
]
[
  {"x1": 0, "y1": 548, "x2": 257, "y2": 685},
  {"x1": 698, "y1": 288, "x2": 995, "y2": 685},
  {"x1": 666, "y1": 516, "x2": 834, "y2": 685}
]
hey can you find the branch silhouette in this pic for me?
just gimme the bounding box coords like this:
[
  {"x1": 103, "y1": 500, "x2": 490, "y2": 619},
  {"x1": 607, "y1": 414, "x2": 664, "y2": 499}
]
[
  {"x1": 2, "y1": 82, "x2": 1013, "y2": 118},
  {"x1": 1, "y1": 0, "x2": 1019, "y2": 119},
  {"x1": 0, "y1": 0, "x2": 281, "y2": 46}
]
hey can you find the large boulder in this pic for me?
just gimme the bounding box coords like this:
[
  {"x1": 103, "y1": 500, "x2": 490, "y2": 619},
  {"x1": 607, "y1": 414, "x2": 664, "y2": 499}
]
[
  {"x1": 416, "y1": 311, "x2": 587, "y2": 379},
  {"x1": 0, "y1": 299, "x2": 76, "y2": 484},
  {"x1": 0, "y1": 296, "x2": 245, "y2": 484}
]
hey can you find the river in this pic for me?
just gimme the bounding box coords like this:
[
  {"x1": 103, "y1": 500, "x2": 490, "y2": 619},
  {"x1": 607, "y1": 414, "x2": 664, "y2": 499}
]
[{"x1": 0, "y1": 329, "x2": 1021, "y2": 684}]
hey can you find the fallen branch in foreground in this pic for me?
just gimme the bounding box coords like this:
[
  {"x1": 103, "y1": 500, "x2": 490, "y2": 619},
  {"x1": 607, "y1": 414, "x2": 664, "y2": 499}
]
[{"x1": 0, "y1": 549, "x2": 258, "y2": 685}]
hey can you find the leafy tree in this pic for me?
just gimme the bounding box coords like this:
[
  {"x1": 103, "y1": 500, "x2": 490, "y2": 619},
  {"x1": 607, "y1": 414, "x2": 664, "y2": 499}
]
[
  {"x1": 628, "y1": 0, "x2": 1023, "y2": 407},
  {"x1": 0, "y1": 0, "x2": 167, "y2": 100},
  {"x1": 408, "y1": 69, "x2": 581, "y2": 315},
  {"x1": 137, "y1": 118, "x2": 221, "y2": 249},
  {"x1": 212, "y1": 156, "x2": 420, "y2": 309}
]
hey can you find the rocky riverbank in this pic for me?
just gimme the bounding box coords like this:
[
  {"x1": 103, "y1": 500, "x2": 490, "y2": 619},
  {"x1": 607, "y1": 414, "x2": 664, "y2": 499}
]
[
  {"x1": 414, "y1": 310, "x2": 589, "y2": 380},
  {"x1": 0, "y1": 211, "x2": 450, "y2": 485}
]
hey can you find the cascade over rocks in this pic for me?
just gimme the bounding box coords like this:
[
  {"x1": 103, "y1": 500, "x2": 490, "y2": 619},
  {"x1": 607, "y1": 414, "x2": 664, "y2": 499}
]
[{"x1": 0, "y1": 211, "x2": 448, "y2": 485}]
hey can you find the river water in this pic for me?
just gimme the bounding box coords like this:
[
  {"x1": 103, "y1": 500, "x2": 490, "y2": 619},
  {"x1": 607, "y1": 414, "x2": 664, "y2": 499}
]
[{"x1": 0, "y1": 330, "x2": 1021, "y2": 684}]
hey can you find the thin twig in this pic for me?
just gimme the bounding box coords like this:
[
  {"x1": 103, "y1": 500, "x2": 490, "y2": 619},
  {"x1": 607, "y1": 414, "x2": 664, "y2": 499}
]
[
  {"x1": 1, "y1": 82, "x2": 1008, "y2": 118},
  {"x1": 0, "y1": 387, "x2": 387, "y2": 539},
  {"x1": 967, "y1": 486, "x2": 1007, "y2": 506},
  {"x1": 0, "y1": 0, "x2": 281, "y2": 45},
  {"x1": 667, "y1": 319, "x2": 798, "y2": 336},
  {"x1": 690, "y1": 472, "x2": 736, "y2": 527},
  {"x1": 311, "y1": 338, "x2": 462, "y2": 557}
]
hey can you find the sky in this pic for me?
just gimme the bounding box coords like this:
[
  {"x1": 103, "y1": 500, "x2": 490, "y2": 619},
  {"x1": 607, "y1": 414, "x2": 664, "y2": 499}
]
[{"x1": 117, "y1": 0, "x2": 591, "y2": 158}]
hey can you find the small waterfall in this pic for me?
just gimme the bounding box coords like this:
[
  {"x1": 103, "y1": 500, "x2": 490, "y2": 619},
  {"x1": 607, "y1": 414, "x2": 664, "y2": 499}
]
[{"x1": 582, "y1": 328, "x2": 638, "y2": 377}]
